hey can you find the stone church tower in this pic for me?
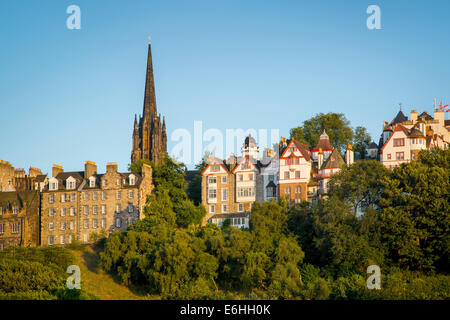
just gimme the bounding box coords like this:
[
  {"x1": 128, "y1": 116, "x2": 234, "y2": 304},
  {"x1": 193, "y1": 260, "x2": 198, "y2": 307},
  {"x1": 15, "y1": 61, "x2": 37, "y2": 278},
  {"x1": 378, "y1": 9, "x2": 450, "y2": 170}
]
[{"x1": 131, "y1": 40, "x2": 167, "y2": 165}]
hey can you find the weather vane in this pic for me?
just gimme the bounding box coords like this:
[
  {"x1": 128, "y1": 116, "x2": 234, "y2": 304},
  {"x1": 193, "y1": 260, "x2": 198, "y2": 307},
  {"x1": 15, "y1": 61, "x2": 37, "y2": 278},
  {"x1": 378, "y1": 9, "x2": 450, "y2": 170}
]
[{"x1": 399, "y1": 103, "x2": 402, "y2": 111}]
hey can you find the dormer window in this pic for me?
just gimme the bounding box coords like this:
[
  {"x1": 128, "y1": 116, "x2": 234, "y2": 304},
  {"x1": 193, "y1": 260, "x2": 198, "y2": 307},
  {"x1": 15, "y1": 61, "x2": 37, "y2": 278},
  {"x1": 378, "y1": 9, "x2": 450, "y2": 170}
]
[
  {"x1": 66, "y1": 176, "x2": 76, "y2": 190},
  {"x1": 129, "y1": 174, "x2": 136, "y2": 186},
  {"x1": 89, "y1": 177, "x2": 96, "y2": 188},
  {"x1": 49, "y1": 178, "x2": 58, "y2": 191}
]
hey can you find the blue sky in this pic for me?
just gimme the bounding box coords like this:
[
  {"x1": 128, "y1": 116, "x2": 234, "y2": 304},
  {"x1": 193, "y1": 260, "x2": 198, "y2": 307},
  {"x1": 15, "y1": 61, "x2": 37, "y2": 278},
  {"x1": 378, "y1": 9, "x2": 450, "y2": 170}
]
[{"x1": 0, "y1": 0, "x2": 449, "y2": 173}]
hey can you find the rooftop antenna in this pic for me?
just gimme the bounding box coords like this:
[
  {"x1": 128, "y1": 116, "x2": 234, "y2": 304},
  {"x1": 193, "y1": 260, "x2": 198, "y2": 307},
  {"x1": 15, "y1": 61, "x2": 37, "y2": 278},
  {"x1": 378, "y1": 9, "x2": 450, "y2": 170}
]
[{"x1": 433, "y1": 98, "x2": 437, "y2": 109}]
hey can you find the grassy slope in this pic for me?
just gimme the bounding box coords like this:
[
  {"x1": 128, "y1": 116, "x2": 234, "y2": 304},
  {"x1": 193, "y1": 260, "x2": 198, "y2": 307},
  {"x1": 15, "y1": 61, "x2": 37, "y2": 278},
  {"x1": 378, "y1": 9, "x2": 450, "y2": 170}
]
[{"x1": 70, "y1": 245, "x2": 158, "y2": 300}]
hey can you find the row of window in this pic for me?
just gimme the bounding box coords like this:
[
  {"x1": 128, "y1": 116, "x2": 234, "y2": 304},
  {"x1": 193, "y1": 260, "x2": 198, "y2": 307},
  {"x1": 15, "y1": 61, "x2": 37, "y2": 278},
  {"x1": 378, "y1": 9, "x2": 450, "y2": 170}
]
[
  {"x1": 283, "y1": 171, "x2": 301, "y2": 180},
  {"x1": 0, "y1": 222, "x2": 20, "y2": 234},
  {"x1": 283, "y1": 186, "x2": 302, "y2": 194},
  {"x1": 49, "y1": 190, "x2": 135, "y2": 203},
  {"x1": 207, "y1": 188, "x2": 227, "y2": 201},
  {"x1": 207, "y1": 173, "x2": 276, "y2": 185},
  {"x1": 49, "y1": 193, "x2": 75, "y2": 203},
  {"x1": 48, "y1": 217, "x2": 133, "y2": 233},
  {"x1": 0, "y1": 206, "x2": 18, "y2": 215},
  {"x1": 49, "y1": 176, "x2": 136, "y2": 192},
  {"x1": 48, "y1": 204, "x2": 135, "y2": 217},
  {"x1": 237, "y1": 187, "x2": 255, "y2": 198},
  {"x1": 386, "y1": 152, "x2": 405, "y2": 161},
  {"x1": 208, "y1": 176, "x2": 227, "y2": 184},
  {"x1": 49, "y1": 220, "x2": 77, "y2": 231},
  {"x1": 209, "y1": 203, "x2": 246, "y2": 214}
]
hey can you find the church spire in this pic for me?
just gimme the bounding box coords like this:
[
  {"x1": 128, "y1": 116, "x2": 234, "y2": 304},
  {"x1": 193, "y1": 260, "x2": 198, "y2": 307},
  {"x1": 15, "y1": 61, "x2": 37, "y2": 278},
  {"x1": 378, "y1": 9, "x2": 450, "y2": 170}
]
[{"x1": 143, "y1": 39, "x2": 157, "y2": 118}]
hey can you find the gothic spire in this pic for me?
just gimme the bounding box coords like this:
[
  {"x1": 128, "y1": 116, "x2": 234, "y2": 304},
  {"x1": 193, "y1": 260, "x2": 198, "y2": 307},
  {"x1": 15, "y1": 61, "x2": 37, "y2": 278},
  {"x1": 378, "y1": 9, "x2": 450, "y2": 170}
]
[{"x1": 143, "y1": 39, "x2": 157, "y2": 118}]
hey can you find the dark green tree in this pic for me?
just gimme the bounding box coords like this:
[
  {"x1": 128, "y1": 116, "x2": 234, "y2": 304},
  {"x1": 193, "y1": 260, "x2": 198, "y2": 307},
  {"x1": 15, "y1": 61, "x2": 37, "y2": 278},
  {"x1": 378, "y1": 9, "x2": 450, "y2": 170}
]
[
  {"x1": 353, "y1": 126, "x2": 371, "y2": 159},
  {"x1": 289, "y1": 112, "x2": 354, "y2": 152}
]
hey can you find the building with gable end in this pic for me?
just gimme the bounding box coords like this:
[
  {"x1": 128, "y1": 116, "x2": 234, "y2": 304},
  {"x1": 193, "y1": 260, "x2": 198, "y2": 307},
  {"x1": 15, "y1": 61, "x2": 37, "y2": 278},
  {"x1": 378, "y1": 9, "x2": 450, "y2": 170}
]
[
  {"x1": 378, "y1": 107, "x2": 449, "y2": 169},
  {"x1": 278, "y1": 138, "x2": 312, "y2": 205}
]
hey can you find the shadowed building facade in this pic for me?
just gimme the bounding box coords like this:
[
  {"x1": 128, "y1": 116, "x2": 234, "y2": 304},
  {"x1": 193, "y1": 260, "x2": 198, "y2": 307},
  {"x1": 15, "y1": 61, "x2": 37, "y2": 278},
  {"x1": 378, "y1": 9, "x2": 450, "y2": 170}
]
[{"x1": 131, "y1": 41, "x2": 167, "y2": 165}]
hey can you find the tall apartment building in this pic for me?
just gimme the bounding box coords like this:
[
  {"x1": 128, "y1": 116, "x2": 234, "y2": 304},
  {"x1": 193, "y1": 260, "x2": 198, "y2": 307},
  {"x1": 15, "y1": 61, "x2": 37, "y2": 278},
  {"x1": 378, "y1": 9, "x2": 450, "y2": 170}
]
[{"x1": 41, "y1": 161, "x2": 153, "y2": 246}]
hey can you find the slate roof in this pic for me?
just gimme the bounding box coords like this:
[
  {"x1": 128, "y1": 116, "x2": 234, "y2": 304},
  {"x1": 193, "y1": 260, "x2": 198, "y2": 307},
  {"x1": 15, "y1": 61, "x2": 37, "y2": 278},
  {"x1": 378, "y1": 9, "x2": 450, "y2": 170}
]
[
  {"x1": 368, "y1": 142, "x2": 378, "y2": 149},
  {"x1": 35, "y1": 174, "x2": 47, "y2": 182},
  {"x1": 390, "y1": 110, "x2": 408, "y2": 125},
  {"x1": 320, "y1": 148, "x2": 346, "y2": 170},
  {"x1": 409, "y1": 128, "x2": 424, "y2": 138},
  {"x1": 418, "y1": 111, "x2": 433, "y2": 121}
]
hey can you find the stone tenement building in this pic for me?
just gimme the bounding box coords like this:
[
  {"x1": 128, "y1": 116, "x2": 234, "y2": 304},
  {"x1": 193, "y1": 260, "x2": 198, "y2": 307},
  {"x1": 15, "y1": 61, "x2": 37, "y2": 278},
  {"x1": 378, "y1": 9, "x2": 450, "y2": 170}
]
[
  {"x1": 131, "y1": 40, "x2": 167, "y2": 165},
  {"x1": 0, "y1": 191, "x2": 40, "y2": 250},
  {"x1": 40, "y1": 161, "x2": 153, "y2": 246}
]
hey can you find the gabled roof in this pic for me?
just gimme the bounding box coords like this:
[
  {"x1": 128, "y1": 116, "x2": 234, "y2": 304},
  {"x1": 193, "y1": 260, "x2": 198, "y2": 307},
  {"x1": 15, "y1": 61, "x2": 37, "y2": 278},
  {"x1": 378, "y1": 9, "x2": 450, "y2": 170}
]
[
  {"x1": 368, "y1": 142, "x2": 378, "y2": 149},
  {"x1": 418, "y1": 111, "x2": 433, "y2": 121},
  {"x1": 320, "y1": 148, "x2": 345, "y2": 170},
  {"x1": 380, "y1": 124, "x2": 409, "y2": 152},
  {"x1": 231, "y1": 155, "x2": 260, "y2": 173},
  {"x1": 281, "y1": 139, "x2": 311, "y2": 161},
  {"x1": 201, "y1": 157, "x2": 230, "y2": 175},
  {"x1": 390, "y1": 110, "x2": 408, "y2": 125}
]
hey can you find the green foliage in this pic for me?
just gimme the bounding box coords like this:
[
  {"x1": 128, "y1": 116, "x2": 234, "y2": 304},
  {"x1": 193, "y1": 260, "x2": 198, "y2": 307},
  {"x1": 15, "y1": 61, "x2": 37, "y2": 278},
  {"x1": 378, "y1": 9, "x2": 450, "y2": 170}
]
[
  {"x1": 289, "y1": 112, "x2": 354, "y2": 152},
  {"x1": 99, "y1": 149, "x2": 449, "y2": 300},
  {"x1": 0, "y1": 246, "x2": 96, "y2": 300},
  {"x1": 128, "y1": 159, "x2": 152, "y2": 174},
  {"x1": 377, "y1": 148, "x2": 450, "y2": 272},
  {"x1": 187, "y1": 152, "x2": 210, "y2": 205},
  {"x1": 328, "y1": 160, "x2": 390, "y2": 217},
  {"x1": 353, "y1": 126, "x2": 372, "y2": 159}
]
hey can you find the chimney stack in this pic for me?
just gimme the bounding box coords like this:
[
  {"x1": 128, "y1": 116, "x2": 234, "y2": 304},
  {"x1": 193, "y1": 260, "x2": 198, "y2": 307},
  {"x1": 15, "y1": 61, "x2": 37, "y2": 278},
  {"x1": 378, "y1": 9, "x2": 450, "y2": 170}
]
[
  {"x1": 410, "y1": 110, "x2": 418, "y2": 122},
  {"x1": 142, "y1": 163, "x2": 152, "y2": 178},
  {"x1": 28, "y1": 167, "x2": 42, "y2": 178},
  {"x1": 52, "y1": 164, "x2": 63, "y2": 178},
  {"x1": 84, "y1": 161, "x2": 97, "y2": 179},
  {"x1": 106, "y1": 162, "x2": 118, "y2": 173},
  {"x1": 346, "y1": 144, "x2": 354, "y2": 164}
]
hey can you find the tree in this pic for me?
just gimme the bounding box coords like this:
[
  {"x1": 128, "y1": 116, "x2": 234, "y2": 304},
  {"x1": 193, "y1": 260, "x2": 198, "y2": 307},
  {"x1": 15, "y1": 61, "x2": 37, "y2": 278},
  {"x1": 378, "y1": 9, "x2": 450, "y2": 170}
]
[
  {"x1": 187, "y1": 152, "x2": 210, "y2": 205},
  {"x1": 353, "y1": 126, "x2": 371, "y2": 159},
  {"x1": 327, "y1": 160, "x2": 390, "y2": 217},
  {"x1": 378, "y1": 148, "x2": 450, "y2": 272},
  {"x1": 128, "y1": 159, "x2": 152, "y2": 174},
  {"x1": 289, "y1": 113, "x2": 354, "y2": 152}
]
